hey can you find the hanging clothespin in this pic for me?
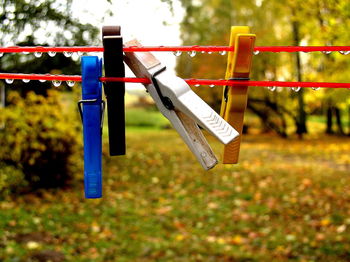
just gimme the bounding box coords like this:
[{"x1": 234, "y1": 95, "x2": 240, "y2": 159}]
[
  {"x1": 102, "y1": 26, "x2": 126, "y2": 156},
  {"x1": 124, "y1": 40, "x2": 239, "y2": 170},
  {"x1": 78, "y1": 56, "x2": 105, "y2": 198},
  {"x1": 220, "y1": 26, "x2": 255, "y2": 164}
]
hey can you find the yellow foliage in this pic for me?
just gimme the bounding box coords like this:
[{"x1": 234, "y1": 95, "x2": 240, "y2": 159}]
[{"x1": 0, "y1": 90, "x2": 82, "y2": 193}]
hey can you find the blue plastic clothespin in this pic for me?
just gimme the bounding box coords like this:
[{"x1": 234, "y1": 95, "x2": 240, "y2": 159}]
[{"x1": 78, "y1": 56, "x2": 105, "y2": 198}]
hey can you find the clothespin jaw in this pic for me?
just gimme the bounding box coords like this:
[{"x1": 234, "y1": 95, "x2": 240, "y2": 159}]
[
  {"x1": 102, "y1": 26, "x2": 126, "y2": 156},
  {"x1": 124, "y1": 40, "x2": 239, "y2": 170},
  {"x1": 79, "y1": 56, "x2": 104, "y2": 198},
  {"x1": 220, "y1": 26, "x2": 255, "y2": 164}
]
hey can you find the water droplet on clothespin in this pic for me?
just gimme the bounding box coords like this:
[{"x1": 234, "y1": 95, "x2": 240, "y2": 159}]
[
  {"x1": 187, "y1": 51, "x2": 196, "y2": 57},
  {"x1": 194, "y1": 84, "x2": 200, "y2": 87},
  {"x1": 292, "y1": 87, "x2": 301, "y2": 92},
  {"x1": 253, "y1": 50, "x2": 260, "y2": 55},
  {"x1": 322, "y1": 51, "x2": 331, "y2": 55},
  {"x1": 34, "y1": 52, "x2": 42, "y2": 58},
  {"x1": 209, "y1": 84, "x2": 215, "y2": 88},
  {"x1": 22, "y1": 51, "x2": 29, "y2": 55},
  {"x1": 48, "y1": 51, "x2": 56, "y2": 57},
  {"x1": 0, "y1": 53, "x2": 4, "y2": 57},
  {"x1": 173, "y1": 51, "x2": 182, "y2": 57},
  {"x1": 268, "y1": 86, "x2": 276, "y2": 91},
  {"x1": 5, "y1": 79, "x2": 14, "y2": 84},
  {"x1": 339, "y1": 50, "x2": 350, "y2": 55},
  {"x1": 63, "y1": 51, "x2": 73, "y2": 57},
  {"x1": 311, "y1": 87, "x2": 320, "y2": 91},
  {"x1": 39, "y1": 79, "x2": 46, "y2": 83},
  {"x1": 22, "y1": 79, "x2": 30, "y2": 83},
  {"x1": 52, "y1": 80, "x2": 61, "y2": 87},
  {"x1": 66, "y1": 81, "x2": 75, "y2": 87}
]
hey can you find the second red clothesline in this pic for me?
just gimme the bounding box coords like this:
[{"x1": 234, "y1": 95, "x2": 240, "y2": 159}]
[{"x1": 0, "y1": 73, "x2": 350, "y2": 89}]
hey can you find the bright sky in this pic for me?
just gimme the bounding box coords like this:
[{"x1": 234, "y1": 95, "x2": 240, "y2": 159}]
[{"x1": 71, "y1": 0, "x2": 185, "y2": 91}]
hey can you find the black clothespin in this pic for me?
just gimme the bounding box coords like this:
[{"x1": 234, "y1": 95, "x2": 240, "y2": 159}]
[{"x1": 102, "y1": 26, "x2": 126, "y2": 156}]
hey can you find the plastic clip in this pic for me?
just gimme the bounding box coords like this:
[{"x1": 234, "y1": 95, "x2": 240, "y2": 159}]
[
  {"x1": 79, "y1": 56, "x2": 104, "y2": 198},
  {"x1": 220, "y1": 26, "x2": 256, "y2": 164},
  {"x1": 102, "y1": 26, "x2": 126, "y2": 156}
]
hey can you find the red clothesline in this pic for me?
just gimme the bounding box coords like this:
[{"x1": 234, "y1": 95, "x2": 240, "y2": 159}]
[
  {"x1": 0, "y1": 73, "x2": 349, "y2": 89},
  {"x1": 0, "y1": 46, "x2": 350, "y2": 53}
]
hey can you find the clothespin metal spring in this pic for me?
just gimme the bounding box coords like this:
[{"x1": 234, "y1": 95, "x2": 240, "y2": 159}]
[{"x1": 77, "y1": 99, "x2": 106, "y2": 131}]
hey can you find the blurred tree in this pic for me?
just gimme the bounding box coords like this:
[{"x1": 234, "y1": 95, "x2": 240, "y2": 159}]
[
  {"x1": 0, "y1": 0, "x2": 102, "y2": 96},
  {"x1": 296, "y1": 0, "x2": 350, "y2": 135},
  {"x1": 162, "y1": 0, "x2": 350, "y2": 136}
]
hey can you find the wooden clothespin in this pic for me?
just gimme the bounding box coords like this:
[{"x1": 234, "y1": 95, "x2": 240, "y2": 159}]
[
  {"x1": 102, "y1": 26, "x2": 126, "y2": 156},
  {"x1": 220, "y1": 26, "x2": 255, "y2": 164}
]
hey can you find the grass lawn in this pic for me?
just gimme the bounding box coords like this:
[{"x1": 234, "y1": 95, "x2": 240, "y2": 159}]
[
  {"x1": 1, "y1": 96, "x2": 350, "y2": 261},
  {"x1": 1, "y1": 123, "x2": 350, "y2": 261}
]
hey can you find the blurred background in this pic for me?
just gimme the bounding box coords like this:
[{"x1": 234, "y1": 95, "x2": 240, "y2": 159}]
[{"x1": 0, "y1": 0, "x2": 350, "y2": 261}]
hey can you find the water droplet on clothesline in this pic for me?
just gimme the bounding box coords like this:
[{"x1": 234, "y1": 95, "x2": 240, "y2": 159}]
[
  {"x1": 63, "y1": 51, "x2": 73, "y2": 57},
  {"x1": 339, "y1": 50, "x2": 350, "y2": 55},
  {"x1": 173, "y1": 51, "x2": 182, "y2": 57},
  {"x1": 219, "y1": 51, "x2": 227, "y2": 56},
  {"x1": 253, "y1": 50, "x2": 260, "y2": 55},
  {"x1": 209, "y1": 84, "x2": 215, "y2": 88},
  {"x1": 22, "y1": 51, "x2": 29, "y2": 55},
  {"x1": 0, "y1": 53, "x2": 3, "y2": 57},
  {"x1": 311, "y1": 87, "x2": 320, "y2": 91},
  {"x1": 66, "y1": 81, "x2": 75, "y2": 87},
  {"x1": 34, "y1": 52, "x2": 42, "y2": 58},
  {"x1": 207, "y1": 51, "x2": 213, "y2": 54},
  {"x1": 201, "y1": 51, "x2": 206, "y2": 54},
  {"x1": 71, "y1": 52, "x2": 80, "y2": 61},
  {"x1": 188, "y1": 51, "x2": 196, "y2": 57},
  {"x1": 39, "y1": 79, "x2": 46, "y2": 83},
  {"x1": 22, "y1": 79, "x2": 30, "y2": 83},
  {"x1": 194, "y1": 84, "x2": 200, "y2": 87},
  {"x1": 48, "y1": 51, "x2": 56, "y2": 57},
  {"x1": 52, "y1": 80, "x2": 61, "y2": 87},
  {"x1": 322, "y1": 51, "x2": 332, "y2": 55},
  {"x1": 268, "y1": 86, "x2": 276, "y2": 91},
  {"x1": 5, "y1": 79, "x2": 14, "y2": 84},
  {"x1": 291, "y1": 87, "x2": 301, "y2": 92},
  {"x1": 78, "y1": 51, "x2": 84, "y2": 56}
]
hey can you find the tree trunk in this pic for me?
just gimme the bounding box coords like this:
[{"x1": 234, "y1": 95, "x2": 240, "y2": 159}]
[
  {"x1": 334, "y1": 107, "x2": 345, "y2": 135},
  {"x1": 248, "y1": 99, "x2": 288, "y2": 138},
  {"x1": 326, "y1": 106, "x2": 333, "y2": 134},
  {"x1": 291, "y1": 11, "x2": 307, "y2": 139},
  {"x1": 348, "y1": 106, "x2": 350, "y2": 136}
]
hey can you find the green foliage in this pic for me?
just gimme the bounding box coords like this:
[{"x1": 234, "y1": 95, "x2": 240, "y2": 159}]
[
  {"x1": 0, "y1": 164, "x2": 26, "y2": 198},
  {"x1": 0, "y1": 0, "x2": 102, "y2": 96},
  {"x1": 0, "y1": 0, "x2": 100, "y2": 46},
  {"x1": 0, "y1": 90, "x2": 82, "y2": 193}
]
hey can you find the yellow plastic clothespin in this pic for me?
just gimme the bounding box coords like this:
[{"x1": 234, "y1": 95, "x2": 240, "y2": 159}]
[{"x1": 220, "y1": 26, "x2": 256, "y2": 164}]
